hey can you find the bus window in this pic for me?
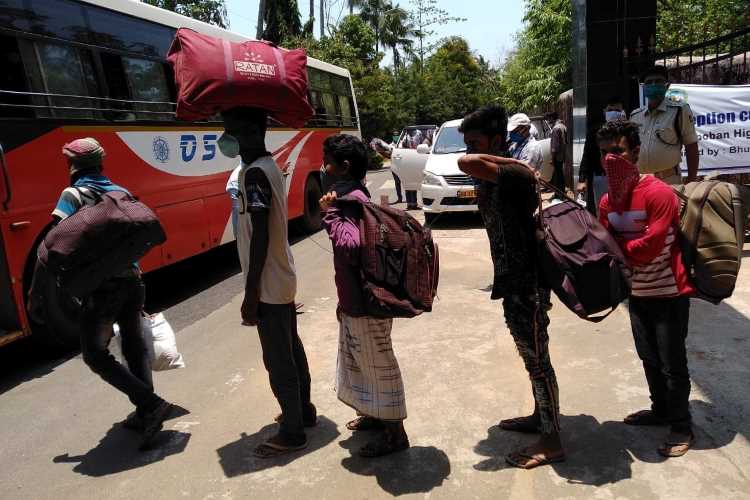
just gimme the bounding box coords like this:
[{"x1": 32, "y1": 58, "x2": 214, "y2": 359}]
[
  {"x1": 122, "y1": 57, "x2": 173, "y2": 121},
  {"x1": 32, "y1": 41, "x2": 99, "y2": 119},
  {"x1": 321, "y1": 92, "x2": 339, "y2": 126},
  {"x1": 0, "y1": 35, "x2": 33, "y2": 118},
  {"x1": 100, "y1": 52, "x2": 135, "y2": 121},
  {"x1": 24, "y1": 0, "x2": 87, "y2": 42},
  {"x1": 0, "y1": 0, "x2": 32, "y2": 32},
  {"x1": 338, "y1": 95, "x2": 353, "y2": 127},
  {"x1": 88, "y1": 6, "x2": 174, "y2": 58}
]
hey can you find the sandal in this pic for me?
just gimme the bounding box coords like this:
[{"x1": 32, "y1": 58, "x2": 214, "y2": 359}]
[
  {"x1": 658, "y1": 431, "x2": 694, "y2": 458},
  {"x1": 506, "y1": 449, "x2": 566, "y2": 470},
  {"x1": 346, "y1": 416, "x2": 385, "y2": 432},
  {"x1": 359, "y1": 433, "x2": 410, "y2": 458},
  {"x1": 624, "y1": 409, "x2": 667, "y2": 426},
  {"x1": 498, "y1": 416, "x2": 542, "y2": 434},
  {"x1": 253, "y1": 434, "x2": 308, "y2": 459}
]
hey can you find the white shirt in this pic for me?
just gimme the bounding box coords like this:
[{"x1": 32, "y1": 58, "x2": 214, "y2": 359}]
[
  {"x1": 236, "y1": 156, "x2": 297, "y2": 304},
  {"x1": 226, "y1": 164, "x2": 242, "y2": 197}
]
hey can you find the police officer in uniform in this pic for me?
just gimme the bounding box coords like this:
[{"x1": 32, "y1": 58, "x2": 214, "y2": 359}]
[{"x1": 630, "y1": 65, "x2": 700, "y2": 184}]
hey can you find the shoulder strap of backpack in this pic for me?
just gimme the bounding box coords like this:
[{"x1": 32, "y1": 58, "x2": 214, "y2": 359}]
[{"x1": 73, "y1": 185, "x2": 103, "y2": 204}]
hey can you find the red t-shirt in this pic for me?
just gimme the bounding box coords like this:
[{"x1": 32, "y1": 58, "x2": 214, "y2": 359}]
[{"x1": 599, "y1": 175, "x2": 694, "y2": 298}]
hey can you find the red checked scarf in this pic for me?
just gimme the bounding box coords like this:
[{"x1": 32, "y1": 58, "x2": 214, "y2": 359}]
[{"x1": 602, "y1": 153, "x2": 641, "y2": 214}]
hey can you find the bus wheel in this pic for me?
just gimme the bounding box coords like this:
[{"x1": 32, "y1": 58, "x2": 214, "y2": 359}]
[
  {"x1": 26, "y1": 262, "x2": 82, "y2": 354},
  {"x1": 301, "y1": 175, "x2": 323, "y2": 233}
]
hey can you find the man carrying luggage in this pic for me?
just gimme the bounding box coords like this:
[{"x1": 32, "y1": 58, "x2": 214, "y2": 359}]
[
  {"x1": 597, "y1": 120, "x2": 696, "y2": 457},
  {"x1": 52, "y1": 138, "x2": 174, "y2": 449},
  {"x1": 319, "y1": 134, "x2": 410, "y2": 457},
  {"x1": 220, "y1": 107, "x2": 316, "y2": 458},
  {"x1": 458, "y1": 106, "x2": 564, "y2": 469}
]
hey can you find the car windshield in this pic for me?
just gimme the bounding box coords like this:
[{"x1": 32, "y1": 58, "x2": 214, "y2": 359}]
[{"x1": 432, "y1": 126, "x2": 466, "y2": 154}]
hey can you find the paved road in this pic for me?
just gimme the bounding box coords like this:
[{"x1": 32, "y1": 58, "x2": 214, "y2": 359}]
[{"x1": 1, "y1": 169, "x2": 750, "y2": 499}]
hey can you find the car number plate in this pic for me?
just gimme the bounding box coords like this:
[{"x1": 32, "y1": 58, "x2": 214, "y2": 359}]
[{"x1": 457, "y1": 189, "x2": 476, "y2": 198}]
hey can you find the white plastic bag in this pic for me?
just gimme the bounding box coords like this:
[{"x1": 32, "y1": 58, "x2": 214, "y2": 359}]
[
  {"x1": 111, "y1": 313, "x2": 185, "y2": 371},
  {"x1": 144, "y1": 312, "x2": 185, "y2": 371}
]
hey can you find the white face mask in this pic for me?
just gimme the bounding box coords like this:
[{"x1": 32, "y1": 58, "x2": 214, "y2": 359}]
[{"x1": 605, "y1": 110, "x2": 626, "y2": 122}]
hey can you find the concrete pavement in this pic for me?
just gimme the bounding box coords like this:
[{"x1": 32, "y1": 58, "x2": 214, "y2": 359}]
[{"x1": 1, "y1": 169, "x2": 749, "y2": 499}]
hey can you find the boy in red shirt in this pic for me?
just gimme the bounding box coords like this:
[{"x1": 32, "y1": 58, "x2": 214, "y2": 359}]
[{"x1": 597, "y1": 120, "x2": 695, "y2": 458}]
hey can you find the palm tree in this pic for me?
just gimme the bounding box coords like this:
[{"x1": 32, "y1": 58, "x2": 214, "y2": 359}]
[
  {"x1": 355, "y1": 0, "x2": 390, "y2": 52},
  {"x1": 380, "y1": 6, "x2": 415, "y2": 69}
]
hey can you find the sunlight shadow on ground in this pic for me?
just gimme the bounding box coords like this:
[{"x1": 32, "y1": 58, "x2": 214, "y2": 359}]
[{"x1": 216, "y1": 416, "x2": 340, "y2": 477}]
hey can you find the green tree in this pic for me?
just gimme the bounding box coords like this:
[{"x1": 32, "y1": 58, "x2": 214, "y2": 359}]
[
  {"x1": 144, "y1": 0, "x2": 228, "y2": 28},
  {"x1": 407, "y1": 0, "x2": 465, "y2": 69},
  {"x1": 380, "y1": 5, "x2": 415, "y2": 69},
  {"x1": 656, "y1": 0, "x2": 750, "y2": 51},
  {"x1": 262, "y1": 0, "x2": 303, "y2": 44},
  {"x1": 496, "y1": 0, "x2": 572, "y2": 111}
]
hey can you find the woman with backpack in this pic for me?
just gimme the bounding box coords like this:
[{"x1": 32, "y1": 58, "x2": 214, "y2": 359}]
[{"x1": 318, "y1": 134, "x2": 410, "y2": 458}]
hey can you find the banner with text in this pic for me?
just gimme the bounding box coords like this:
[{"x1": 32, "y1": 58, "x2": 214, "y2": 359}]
[{"x1": 639, "y1": 84, "x2": 750, "y2": 175}]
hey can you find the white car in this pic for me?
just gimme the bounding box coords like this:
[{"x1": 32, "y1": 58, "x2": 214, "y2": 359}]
[
  {"x1": 419, "y1": 119, "x2": 478, "y2": 220},
  {"x1": 390, "y1": 125, "x2": 437, "y2": 192}
]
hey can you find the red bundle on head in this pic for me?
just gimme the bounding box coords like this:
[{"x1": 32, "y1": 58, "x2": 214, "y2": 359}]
[{"x1": 167, "y1": 28, "x2": 314, "y2": 127}]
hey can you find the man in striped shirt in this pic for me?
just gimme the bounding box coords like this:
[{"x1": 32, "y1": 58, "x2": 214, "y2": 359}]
[{"x1": 597, "y1": 121, "x2": 696, "y2": 458}]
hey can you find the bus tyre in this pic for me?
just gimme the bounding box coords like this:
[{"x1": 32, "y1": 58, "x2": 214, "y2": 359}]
[
  {"x1": 301, "y1": 175, "x2": 323, "y2": 233},
  {"x1": 27, "y1": 262, "x2": 82, "y2": 354}
]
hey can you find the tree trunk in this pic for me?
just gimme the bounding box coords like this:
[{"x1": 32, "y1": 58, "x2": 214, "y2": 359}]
[
  {"x1": 257, "y1": 0, "x2": 266, "y2": 39},
  {"x1": 320, "y1": 0, "x2": 325, "y2": 37}
]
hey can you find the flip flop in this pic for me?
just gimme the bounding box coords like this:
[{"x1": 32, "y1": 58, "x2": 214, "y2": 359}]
[
  {"x1": 506, "y1": 450, "x2": 566, "y2": 470},
  {"x1": 346, "y1": 416, "x2": 385, "y2": 431},
  {"x1": 658, "y1": 432, "x2": 694, "y2": 458},
  {"x1": 253, "y1": 437, "x2": 308, "y2": 459},
  {"x1": 498, "y1": 416, "x2": 542, "y2": 434},
  {"x1": 624, "y1": 409, "x2": 667, "y2": 426}
]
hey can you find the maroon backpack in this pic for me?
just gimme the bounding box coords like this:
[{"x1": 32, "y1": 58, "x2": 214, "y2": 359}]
[
  {"x1": 338, "y1": 197, "x2": 439, "y2": 318},
  {"x1": 536, "y1": 180, "x2": 632, "y2": 322},
  {"x1": 38, "y1": 190, "x2": 166, "y2": 297}
]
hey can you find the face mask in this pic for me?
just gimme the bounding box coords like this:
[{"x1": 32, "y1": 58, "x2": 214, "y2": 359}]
[
  {"x1": 508, "y1": 131, "x2": 524, "y2": 144},
  {"x1": 605, "y1": 110, "x2": 626, "y2": 122},
  {"x1": 218, "y1": 133, "x2": 240, "y2": 158},
  {"x1": 644, "y1": 83, "x2": 668, "y2": 102}
]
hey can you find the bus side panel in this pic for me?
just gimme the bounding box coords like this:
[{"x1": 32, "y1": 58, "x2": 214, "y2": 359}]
[
  {"x1": 204, "y1": 193, "x2": 233, "y2": 247},
  {"x1": 155, "y1": 200, "x2": 210, "y2": 266}
]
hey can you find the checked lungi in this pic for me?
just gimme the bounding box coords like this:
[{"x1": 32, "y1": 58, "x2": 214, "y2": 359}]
[{"x1": 336, "y1": 312, "x2": 407, "y2": 421}]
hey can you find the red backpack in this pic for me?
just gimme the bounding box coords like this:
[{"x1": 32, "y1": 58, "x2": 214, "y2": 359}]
[
  {"x1": 167, "y1": 28, "x2": 314, "y2": 126},
  {"x1": 337, "y1": 198, "x2": 439, "y2": 318}
]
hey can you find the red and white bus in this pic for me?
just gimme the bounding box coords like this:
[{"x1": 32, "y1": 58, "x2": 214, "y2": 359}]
[{"x1": 0, "y1": 0, "x2": 360, "y2": 349}]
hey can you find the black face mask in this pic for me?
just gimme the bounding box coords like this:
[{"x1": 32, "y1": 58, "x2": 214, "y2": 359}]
[{"x1": 320, "y1": 165, "x2": 338, "y2": 193}]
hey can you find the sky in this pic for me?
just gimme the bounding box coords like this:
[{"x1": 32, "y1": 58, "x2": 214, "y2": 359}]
[{"x1": 225, "y1": 0, "x2": 525, "y2": 66}]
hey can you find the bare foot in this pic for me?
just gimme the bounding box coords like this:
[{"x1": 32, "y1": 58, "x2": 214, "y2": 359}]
[{"x1": 498, "y1": 414, "x2": 541, "y2": 433}]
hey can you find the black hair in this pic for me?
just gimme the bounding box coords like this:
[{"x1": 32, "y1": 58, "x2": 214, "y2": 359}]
[
  {"x1": 606, "y1": 95, "x2": 623, "y2": 105},
  {"x1": 459, "y1": 105, "x2": 508, "y2": 138},
  {"x1": 221, "y1": 106, "x2": 268, "y2": 132},
  {"x1": 323, "y1": 134, "x2": 368, "y2": 180},
  {"x1": 641, "y1": 64, "x2": 669, "y2": 81},
  {"x1": 544, "y1": 111, "x2": 559, "y2": 122},
  {"x1": 596, "y1": 120, "x2": 641, "y2": 150}
]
